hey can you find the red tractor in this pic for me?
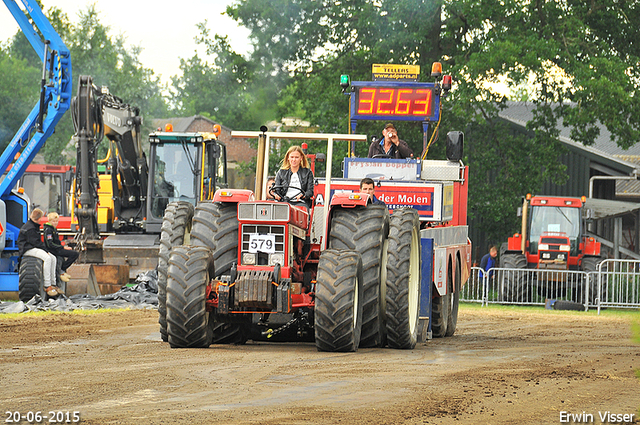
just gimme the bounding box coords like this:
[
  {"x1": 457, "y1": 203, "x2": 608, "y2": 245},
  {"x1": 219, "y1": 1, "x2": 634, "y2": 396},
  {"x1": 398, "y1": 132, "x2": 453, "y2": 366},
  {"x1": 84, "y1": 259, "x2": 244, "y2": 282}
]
[
  {"x1": 158, "y1": 63, "x2": 471, "y2": 350},
  {"x1": 500, "y1": 194, "x2": 603, "y2": 303},
  {"x1": 158, "y1": 131, "x2": 423, "y2": 351}
]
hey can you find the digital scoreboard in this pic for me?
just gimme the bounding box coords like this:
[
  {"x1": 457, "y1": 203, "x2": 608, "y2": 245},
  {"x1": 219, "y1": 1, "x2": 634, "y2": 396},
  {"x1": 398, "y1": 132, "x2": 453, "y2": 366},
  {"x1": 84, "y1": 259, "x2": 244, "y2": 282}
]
[{"x1": 350, "y1": 81, "x2": 439, "y2": 122}]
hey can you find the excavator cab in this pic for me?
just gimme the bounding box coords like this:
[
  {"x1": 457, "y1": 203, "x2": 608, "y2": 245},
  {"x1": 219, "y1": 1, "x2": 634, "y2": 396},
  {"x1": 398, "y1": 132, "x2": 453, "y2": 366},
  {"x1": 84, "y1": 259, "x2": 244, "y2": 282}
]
[{"x1": 145, "y1": 131, "x2": 228, "y2": 233}]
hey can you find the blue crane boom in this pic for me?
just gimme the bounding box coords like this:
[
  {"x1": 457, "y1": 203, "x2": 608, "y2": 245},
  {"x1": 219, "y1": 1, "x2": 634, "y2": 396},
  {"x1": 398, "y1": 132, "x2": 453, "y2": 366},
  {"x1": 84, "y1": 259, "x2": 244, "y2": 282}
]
[
  {"x1": 0, "y1": 0, "x2": 72, "y2": 292},
  {"x1": 0, "y1": 0, "x2": 72, "y2": 198}
]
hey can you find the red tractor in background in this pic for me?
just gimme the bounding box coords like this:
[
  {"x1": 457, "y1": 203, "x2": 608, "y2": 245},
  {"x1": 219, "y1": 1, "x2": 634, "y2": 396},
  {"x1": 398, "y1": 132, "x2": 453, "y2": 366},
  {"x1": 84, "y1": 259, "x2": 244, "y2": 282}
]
[{"x1": 500, "y1": 194, "x2": 603, "y2": 303}]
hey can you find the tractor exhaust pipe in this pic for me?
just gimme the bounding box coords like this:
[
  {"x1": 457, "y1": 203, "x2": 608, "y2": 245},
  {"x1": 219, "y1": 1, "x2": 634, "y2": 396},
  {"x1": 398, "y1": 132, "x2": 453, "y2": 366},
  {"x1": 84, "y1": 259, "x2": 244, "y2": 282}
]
[
  {"x1": 255, "y1": 125, "x2": 268, "y2": 200},
  {"x1": 521, "y1": 196, "x2": 529, "y2": 254}
]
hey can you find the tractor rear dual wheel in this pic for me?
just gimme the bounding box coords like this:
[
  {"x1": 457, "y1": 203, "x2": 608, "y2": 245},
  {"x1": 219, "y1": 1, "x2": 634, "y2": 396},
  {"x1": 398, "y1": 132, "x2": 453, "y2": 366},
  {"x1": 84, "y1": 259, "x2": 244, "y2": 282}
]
[
  {"x1": 158, "y1": 201, "x2": 194, "y2": 342},
  {"x1": 166, "y1": 246, "x2": 215, "y2": 348},
  {"x1": 191, "y1": 201, "x2": 246, "y2": 344},
  {"x1": 385, "y1": 209, "x2": 421, "y2": 349},
  {"x1": 329, "y1": 205, "x2": 389, "y2": 348},
  {"x1": 315, "y1": 249, "x2": 363, "y2": 352},
  {"x1": 431, "y1": 256, "x2": 463, "y2": 338}
]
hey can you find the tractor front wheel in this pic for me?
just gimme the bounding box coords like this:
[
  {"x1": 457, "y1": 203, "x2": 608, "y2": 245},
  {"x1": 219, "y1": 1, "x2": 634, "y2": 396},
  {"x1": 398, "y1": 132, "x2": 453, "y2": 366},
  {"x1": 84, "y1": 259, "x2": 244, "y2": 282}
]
[
  {"x1": 315, "y1": 249, "x2": 363, "y2": 352},
  {"x1": 500, "y1": 253, "x2": 528, "y2": 302},
  {"x1": 166, "y1": 246, "x2": 214, "y2": 348},
  {"x1": 210, "y1": 321, "x2": 248, "y2": 345},
  {"x1": 578, "y1": 256, "x2": 604, "y2": 305}
]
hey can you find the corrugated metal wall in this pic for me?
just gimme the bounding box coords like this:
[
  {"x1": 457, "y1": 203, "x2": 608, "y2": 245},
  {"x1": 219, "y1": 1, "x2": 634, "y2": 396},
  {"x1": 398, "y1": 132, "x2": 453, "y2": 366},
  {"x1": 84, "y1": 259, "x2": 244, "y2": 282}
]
[{"x1": 540, "y1": 148, "x2": 591, "y2": 197}]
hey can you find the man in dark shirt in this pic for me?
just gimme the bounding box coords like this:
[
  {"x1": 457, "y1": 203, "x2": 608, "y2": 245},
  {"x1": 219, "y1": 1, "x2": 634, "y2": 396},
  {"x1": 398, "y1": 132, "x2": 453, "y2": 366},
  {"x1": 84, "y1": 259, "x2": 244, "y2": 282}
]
[
  {"x1": 360, "y1": 178, "x2": 386, "y2": 206},
  {"x1": 17, "y1": 208, "x2": 63, "y2": 296},
  {"x1": 367, "y1": 123, "x2": 413, "y2": 159},
  {"x1": 479, "y1": 246, "x2": 498, "y2": 279}
]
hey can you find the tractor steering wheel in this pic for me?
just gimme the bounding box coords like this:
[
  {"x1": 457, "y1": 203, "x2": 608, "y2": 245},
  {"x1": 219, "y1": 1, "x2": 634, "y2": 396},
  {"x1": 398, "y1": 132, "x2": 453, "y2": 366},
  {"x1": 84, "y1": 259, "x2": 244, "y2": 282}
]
[
  {"x1": 270, "y1": 184, "x2": 305, "y2": 203},
  {"x1": 372, "y1": 154, "x2": 392, "y2": 159}
]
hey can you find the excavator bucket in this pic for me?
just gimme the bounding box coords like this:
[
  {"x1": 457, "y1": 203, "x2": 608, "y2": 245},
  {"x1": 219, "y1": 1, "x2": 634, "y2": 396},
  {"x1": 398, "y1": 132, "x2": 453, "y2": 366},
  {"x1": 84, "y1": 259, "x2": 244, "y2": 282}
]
[
  {"x1": 65, "y1": 264, "x2": 100, "y2": 296},
  {"x1": 66, "y1": 264, "x2": 130, "y2": 295}
]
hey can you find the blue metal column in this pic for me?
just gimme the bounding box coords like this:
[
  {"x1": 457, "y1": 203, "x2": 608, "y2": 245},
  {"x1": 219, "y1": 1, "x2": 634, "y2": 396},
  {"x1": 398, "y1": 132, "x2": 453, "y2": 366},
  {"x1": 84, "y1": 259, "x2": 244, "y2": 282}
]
[{"x1": 419, "y1": 237, "x2": 433, "y2": 341}]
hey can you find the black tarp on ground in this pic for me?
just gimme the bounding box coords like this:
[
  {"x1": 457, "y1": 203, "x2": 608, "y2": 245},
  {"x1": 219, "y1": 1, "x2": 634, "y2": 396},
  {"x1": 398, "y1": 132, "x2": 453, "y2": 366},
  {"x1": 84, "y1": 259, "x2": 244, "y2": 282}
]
[{"x1": 0, "y1": 271, "x2": 159, "y2": 314}]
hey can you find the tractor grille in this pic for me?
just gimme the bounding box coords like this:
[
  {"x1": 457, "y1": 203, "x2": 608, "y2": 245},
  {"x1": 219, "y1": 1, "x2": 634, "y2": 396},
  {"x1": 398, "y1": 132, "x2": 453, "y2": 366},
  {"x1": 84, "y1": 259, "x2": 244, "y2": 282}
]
[
  {"x1": 540, "y1": 237, "x2": 569, "y2": 245},
  {"x1": 421, "y1": 160, "x2": 463, "y2": 181},
  {"x1": 240, "y1": 225, "x2": 287, "y2": 266},
  {"x1": 242, "y1": 225, "x2": 286, "y2": 252},
  {"x1": 540, "y1": 251, "x2": 567, "y2": 262},
  {"x1": 238, "y1": 203, "x2": 289, "y2": 221}
]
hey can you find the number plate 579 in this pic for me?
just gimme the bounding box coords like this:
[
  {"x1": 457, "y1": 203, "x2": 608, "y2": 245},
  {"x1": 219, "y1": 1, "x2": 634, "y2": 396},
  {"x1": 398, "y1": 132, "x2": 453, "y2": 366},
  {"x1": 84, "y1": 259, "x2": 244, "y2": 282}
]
[{"x1": 248, "y1": 234, "x2": 276, "y2": 253}]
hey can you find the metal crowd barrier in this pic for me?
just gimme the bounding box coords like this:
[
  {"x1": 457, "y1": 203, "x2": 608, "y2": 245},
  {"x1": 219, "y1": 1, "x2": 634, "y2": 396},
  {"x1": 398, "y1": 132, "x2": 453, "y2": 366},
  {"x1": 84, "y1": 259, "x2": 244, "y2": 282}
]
[
  {"x1": 462, "y1": 261, "x2": 640, "y2": 313},
  {"x1": 595, "y1": 259, "x2": 640, "y2": 314}
]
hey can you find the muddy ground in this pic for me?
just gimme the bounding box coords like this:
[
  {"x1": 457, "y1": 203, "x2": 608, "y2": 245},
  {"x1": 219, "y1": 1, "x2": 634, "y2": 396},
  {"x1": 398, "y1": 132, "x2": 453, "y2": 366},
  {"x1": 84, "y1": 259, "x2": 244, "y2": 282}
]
[{"x1": 0, "y1": 305, "x2": 638, "y2": 425}]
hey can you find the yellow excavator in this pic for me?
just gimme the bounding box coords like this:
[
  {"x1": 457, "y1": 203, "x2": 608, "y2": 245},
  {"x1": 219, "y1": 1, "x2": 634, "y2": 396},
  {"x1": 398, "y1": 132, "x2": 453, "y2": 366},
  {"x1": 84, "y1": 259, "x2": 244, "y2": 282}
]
[{"x1": 67, "y1": 75, "x2": 228, "y2": 294}]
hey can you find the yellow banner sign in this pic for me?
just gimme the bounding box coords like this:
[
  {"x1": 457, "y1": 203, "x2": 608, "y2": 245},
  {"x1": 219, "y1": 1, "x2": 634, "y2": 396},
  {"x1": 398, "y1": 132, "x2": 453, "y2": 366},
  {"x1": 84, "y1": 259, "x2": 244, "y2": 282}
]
[{"x1": 372, "y1": 64, "x2": 420, "y2": 81}]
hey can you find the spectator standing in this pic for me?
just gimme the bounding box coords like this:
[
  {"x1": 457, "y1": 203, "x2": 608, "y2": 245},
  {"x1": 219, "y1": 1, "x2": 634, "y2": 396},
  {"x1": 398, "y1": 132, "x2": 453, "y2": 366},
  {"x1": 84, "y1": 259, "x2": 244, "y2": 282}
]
[{"x1": 480, "y1": 246, "x2": 498, "y2": 279}]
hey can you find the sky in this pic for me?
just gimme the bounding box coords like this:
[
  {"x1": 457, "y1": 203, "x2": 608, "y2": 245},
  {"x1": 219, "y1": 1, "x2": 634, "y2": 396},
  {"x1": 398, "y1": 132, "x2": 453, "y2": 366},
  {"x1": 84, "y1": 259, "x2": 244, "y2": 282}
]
[{"x1": 0, "y1": 0, "x2": 252, "y2": 84}]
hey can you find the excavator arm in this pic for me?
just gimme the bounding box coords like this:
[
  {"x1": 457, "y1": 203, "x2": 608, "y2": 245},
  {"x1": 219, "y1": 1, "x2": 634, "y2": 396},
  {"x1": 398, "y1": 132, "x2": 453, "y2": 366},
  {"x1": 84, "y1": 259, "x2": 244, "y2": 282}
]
[{"x1": 72, "y1": 75, "x2": 145, "y2": 239}]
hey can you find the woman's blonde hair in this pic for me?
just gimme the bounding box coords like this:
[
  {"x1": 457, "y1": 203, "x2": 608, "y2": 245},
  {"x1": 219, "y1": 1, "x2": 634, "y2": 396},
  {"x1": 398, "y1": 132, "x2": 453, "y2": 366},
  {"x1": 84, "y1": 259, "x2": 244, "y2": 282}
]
[{"x1": 280, "y1": 145, "x2": 309, "y2": 170}]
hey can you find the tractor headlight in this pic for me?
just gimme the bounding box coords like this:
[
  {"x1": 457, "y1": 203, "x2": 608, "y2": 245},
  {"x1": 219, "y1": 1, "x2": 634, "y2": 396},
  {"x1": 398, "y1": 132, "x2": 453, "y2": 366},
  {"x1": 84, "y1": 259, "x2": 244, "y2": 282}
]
[
  {"x1": 557, "y1": 254, "x2": 565, "y2": 260},
  {"x1": 539, "y1": 243, "x2": 549, "y2": 250},
  {"x1": 542, "y1": 253, "x2": 550, "y2": 259},
  {"x1": 242, "y1": 252, "x2": 256, "y2": 265},
  {"x1": 560, "y1": 245, "x2": 570, "y2": 251},
  {"x1": 269, "y1": 253, "x2": 284, "y2": 266}
]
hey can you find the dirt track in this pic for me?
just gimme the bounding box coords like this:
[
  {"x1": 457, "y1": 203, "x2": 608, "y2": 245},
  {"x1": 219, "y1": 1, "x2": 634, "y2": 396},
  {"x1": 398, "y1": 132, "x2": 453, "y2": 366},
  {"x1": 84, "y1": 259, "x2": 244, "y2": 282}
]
[{"x1": 1, "y1": 306, "x2": 638, "y2": 425}]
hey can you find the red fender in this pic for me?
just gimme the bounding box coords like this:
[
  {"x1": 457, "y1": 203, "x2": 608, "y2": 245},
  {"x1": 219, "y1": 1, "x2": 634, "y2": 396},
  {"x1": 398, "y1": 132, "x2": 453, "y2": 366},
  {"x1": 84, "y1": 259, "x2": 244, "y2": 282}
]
[
  {"x1": 329, "y1": 192, "x2": 370, "y2": 208},
  {"x1": 212, "y1": 189, "x2": 255, "y2": 203}
]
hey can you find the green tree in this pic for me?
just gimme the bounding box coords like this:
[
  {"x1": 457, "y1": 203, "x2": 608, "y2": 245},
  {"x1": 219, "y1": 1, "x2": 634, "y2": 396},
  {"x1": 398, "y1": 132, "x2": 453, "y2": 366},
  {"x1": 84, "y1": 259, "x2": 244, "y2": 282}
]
[
  {"x1": 228, "y1": 0, "x2": 639, "y2": 243},
  {"x1": 0, "y1": 46, "x2": 39, "y2": 147},
  {"x1": 441, "y1": 0, "x2": 639, "y2": 240},
  {"x1": 170, "y1": 22, "x2": 279, "y2": 130},
  {"x1": 0, "y1": 4, "x2": 168, "y2": 164}
]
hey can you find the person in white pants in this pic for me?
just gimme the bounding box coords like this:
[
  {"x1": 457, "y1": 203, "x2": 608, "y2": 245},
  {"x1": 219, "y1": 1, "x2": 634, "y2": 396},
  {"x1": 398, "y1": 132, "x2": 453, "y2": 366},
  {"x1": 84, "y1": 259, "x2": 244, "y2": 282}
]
[{"x1": 17, "y1": 208, "x2": 63, "y2": 297}]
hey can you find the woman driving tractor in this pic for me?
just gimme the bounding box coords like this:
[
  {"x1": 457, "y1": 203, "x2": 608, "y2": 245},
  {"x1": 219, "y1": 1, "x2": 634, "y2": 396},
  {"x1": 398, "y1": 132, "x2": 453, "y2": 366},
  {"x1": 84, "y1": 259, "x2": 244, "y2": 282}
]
[{"x1": 271, "y1": 145, "x2": 314, "y2": 209}]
